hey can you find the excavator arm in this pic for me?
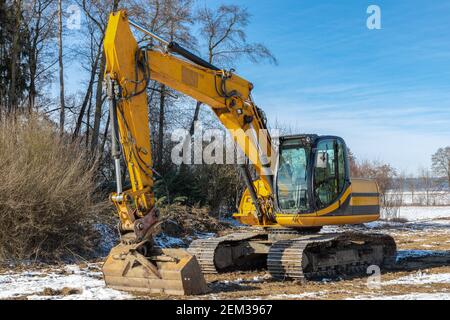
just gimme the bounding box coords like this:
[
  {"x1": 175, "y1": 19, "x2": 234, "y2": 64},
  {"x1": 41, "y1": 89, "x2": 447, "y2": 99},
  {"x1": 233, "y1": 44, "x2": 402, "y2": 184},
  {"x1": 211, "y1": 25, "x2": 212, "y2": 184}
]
[
  {"x1": 104, "y1": 10, "x2": 277, "y2": 234},
  {"x1": 102, "y1": 9, "x2": 279, "y2": 295}
]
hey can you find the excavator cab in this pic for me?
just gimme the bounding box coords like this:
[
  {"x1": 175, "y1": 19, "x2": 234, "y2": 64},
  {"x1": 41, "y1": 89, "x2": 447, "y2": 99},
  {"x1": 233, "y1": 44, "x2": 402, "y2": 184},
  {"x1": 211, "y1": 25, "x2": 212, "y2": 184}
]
[
  {"x1": 275, "y1": 135, "x2": 349, "y2": 214},
  {"x1": 234, "y1": 133, "x2": 381, "y2": 228},
  {"x1": 273, "y1": 134, "x2": 382, "y2": 226}
]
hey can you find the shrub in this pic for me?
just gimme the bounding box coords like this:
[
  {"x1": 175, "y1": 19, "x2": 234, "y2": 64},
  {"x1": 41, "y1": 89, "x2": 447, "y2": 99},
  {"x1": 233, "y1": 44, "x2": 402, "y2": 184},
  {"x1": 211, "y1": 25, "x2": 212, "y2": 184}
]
[{"x1": 0, "y1": 116, "x2": 110, "y2": 262}]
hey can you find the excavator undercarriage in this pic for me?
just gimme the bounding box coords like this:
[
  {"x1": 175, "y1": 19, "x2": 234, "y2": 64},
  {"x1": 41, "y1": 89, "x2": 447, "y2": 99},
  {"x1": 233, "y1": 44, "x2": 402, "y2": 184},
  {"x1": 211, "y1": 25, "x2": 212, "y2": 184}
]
[{"x1": 189, "y1": 229, "x2": 397, "y2": 280}]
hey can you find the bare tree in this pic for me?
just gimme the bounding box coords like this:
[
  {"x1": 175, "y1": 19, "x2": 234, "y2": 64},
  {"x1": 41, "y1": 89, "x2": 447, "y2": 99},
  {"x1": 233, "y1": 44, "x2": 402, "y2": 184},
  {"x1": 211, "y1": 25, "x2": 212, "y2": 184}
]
[
  {"x1": 347, "y1": 148, "x2": 359, "y2": 177},
  {"x1": 72, "y1": 25, "x2": 102, "y2": 140},
  {"x1": 7, "y1": 0, "x2": 22, "y2": 114},
  {"x1": 77, "y1": 0, "x2": 121, "y2": 152},
  {"x1": 157, "y1": 0, "x2": 196, "y2": 171},
  {"x1": 419, "y1": 167, "x2": 434, "y2": 206},
  {"x1": 432, "y1": 146, "x2": 450, "y2": 189},
  {"x1": 1, "y1": 1, "x2": 56, "y2": 117},
  {"x1": 157, "y1": 83, "x2": 166, "y2": 169},
  {"x1": 406, "y1": 174, "x2": 416, "y2": 205},
  {"x1": 130, "y1": 0, "x2": 197, "y2": 171},
  {"x1": 383, "y1": 180, "x2": 403, "y2": 219},
  {"x1": 353, "y1": 159, "x2": 397, "y2": 204},
  {"x1": 24, "y1": 0, "x2": 57, "y2": 113},
  {"x1": 57, "y1": 0, "x2": 65, "y2": 134},
  {"x1": 186, "y1": 4, "x2": 277, "y2": 140}
]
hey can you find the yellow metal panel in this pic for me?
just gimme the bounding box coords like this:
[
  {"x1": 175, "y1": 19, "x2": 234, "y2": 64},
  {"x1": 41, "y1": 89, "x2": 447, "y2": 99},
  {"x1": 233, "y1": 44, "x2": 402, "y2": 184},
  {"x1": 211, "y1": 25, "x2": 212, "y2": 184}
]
[
  {"x1": 351, "y1": 197, "x2": 380, "y2": 206},
  {"x1": 351, "y1": 178, "x2": 379, "y2": 194},
  {"x1": 147, "y1": 51, "x2": 251, "y2": 109},
  {"x1": 273, "y1": 214, "x2": 379, "y2": 228}
]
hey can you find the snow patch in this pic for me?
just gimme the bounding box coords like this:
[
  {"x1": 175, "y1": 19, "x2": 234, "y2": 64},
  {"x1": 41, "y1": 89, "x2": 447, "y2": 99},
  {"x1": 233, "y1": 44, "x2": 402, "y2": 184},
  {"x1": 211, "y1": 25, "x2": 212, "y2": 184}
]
[
  {"x1": 155, "y1": 231, "x2": 217, "y2": 248},
  {"x1": 0, "y1": 264, "x2": 130, "y2": 300},
  {"x1": 352, "y1": 292, "x2": 450, "y2": 300},
  {"x1": 192, "y1": 232, "x2": 216, "y2": 240},
  {"x1": 321, "y1": 226, "x2": 341, "y2": 234},
  {"x1": 218, "y1": 275, "x2": 270, "y2": 285},
  {"x1": 383, "y1": 271, "x2": 450, "y2": 286},
  {"x1": 154, "y1": 233, "x2": 186, "y2": 248},
  {"x1": 396, "y1": 250, "x2": 448, "y2": 262},
  {"x1": 219, "y1": 217, "x2": 243, "y2": 227},
  {"x1": 364, "y1": 221, "x2": 403, "y2": 229},
  {"x1": 396, "y1": 206, "x2": 450, "y2": 221},
  {"x1": 268, "y1": 292, "x2": 326, "y2": 300}
]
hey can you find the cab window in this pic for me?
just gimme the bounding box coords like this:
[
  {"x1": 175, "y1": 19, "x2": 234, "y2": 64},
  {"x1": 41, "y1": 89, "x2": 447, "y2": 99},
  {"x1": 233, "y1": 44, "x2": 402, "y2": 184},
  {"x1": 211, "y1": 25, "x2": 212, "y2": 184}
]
[
  {"x1": 314, "y1": 139, "x2": 347, "y2": 209},
  {"x1": 277, "y1": 146, "x2": 310, "y2": 212}
]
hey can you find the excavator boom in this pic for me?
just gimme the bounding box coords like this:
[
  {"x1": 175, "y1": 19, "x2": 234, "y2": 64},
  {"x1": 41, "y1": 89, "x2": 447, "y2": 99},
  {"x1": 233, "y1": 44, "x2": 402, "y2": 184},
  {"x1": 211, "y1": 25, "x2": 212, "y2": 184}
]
[{"x1": 104, "y1": 11, "x2": 277, "y2": 227}]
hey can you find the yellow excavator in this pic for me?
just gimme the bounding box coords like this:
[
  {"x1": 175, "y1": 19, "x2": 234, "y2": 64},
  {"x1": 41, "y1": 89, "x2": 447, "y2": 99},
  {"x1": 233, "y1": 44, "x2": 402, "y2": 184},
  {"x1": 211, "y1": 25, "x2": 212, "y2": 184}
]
[{"x1": 102, "y1": 10, "x2": 397, "y2": 295}]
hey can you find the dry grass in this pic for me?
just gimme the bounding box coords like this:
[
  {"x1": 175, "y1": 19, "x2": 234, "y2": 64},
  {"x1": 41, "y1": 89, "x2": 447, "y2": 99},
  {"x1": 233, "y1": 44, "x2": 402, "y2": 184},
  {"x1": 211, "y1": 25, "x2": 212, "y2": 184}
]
[{"x1": 0, "y1": 116, "x2": 110, "y2": 262}]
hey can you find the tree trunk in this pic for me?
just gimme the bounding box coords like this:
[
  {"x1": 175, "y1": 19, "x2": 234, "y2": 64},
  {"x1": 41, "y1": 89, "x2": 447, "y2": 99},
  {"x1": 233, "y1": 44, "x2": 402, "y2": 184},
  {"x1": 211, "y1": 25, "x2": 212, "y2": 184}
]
[
  {"x1": 72, "y1": 45, "x2": 101, "y2": 140},
  {"x1": 185, "y1": 50, "x2": 212, "y2": 147},
  {"x1": 85, "y1": 92, "x2": 93, "y2": 148},
  {"x1": 157, "y1": 84, "x2": 166, "y2": 170},
  {"x1": 189, "y1": 101, "x2": 202, "y2": 136},
  {"x1": 57, "y1": 0, "x2": 65, "y2": 134},
  {"x1": 8, "y1": 0, "x2": 21, "y2": 114},
  {"x1": 28, "y1": 0, "x2": 44, "y2": 115},
  {"x1": 28, "y1": 79, "x2": 36, "y2": 113},
  {"x1": 28, "y1": 43, "x2": 37, "y2": 114},
  {"x1": 180, "y1": 100, "x2": 202, "y2": 163},
  {"x1": 90, "y1": 53, "x2": 106, "y2": 153}
]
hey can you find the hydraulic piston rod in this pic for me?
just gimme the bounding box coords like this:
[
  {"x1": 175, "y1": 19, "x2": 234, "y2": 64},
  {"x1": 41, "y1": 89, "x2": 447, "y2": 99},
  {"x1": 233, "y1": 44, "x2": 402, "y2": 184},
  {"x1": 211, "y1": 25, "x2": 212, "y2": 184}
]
[{"x1": 129, "y1": 19, "x2": 220, "y2": 71}]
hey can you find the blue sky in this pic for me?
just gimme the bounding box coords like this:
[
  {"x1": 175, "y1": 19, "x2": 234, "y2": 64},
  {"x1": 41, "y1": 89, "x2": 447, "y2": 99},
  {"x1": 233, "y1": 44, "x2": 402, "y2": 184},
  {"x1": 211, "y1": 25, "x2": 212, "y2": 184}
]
[
  {"x1": 62, "y1": 1, "x2": 450, "y2": 174},
  {"x1": 201, "y1": 0, "x2": 450, "y2": 174}
]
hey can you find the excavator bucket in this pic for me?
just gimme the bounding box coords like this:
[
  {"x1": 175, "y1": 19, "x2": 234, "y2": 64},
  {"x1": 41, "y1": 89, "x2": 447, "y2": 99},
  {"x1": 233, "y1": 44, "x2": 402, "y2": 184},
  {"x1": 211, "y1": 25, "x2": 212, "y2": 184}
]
[{"x1": 102, "y1": 241, "x2": 208, "y2": 296}]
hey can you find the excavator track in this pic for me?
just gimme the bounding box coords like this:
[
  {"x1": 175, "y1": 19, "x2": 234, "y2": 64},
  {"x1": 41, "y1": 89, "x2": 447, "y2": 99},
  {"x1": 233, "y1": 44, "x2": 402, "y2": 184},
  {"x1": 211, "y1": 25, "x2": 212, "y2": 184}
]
[
  {"x1": 189, "y1": 230, "x2": 397, "y2": 280},
  {"x1": 188, "y1": 232, "x2": 268, "y2": 274},
  {"x1": 268, "y1": 232, "x2": 397, "y2": 280}
]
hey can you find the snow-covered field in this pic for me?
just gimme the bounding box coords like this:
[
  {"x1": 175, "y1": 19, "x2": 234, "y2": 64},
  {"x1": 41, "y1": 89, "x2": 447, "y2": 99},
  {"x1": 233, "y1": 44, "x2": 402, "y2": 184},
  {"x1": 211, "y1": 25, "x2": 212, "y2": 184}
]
[
  {"x1": 382, "y1": 271, "x2": 450, "y2": 286},
  {"x1": 0, "y1": 264, "x2": 130, "y2": 300},
  {"x1": 395, "y1": 206, "x2": 450, "y2": 221},
  {"x1": 367, "y1": 293, "x2": 450, "y2": 300}
]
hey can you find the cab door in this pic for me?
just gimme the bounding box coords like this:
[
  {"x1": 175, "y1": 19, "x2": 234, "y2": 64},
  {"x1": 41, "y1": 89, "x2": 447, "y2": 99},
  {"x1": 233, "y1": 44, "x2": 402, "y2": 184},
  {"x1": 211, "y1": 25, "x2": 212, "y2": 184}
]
[{"x1": 313, "y1": 137, "x2": 349, "y2": 210}]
